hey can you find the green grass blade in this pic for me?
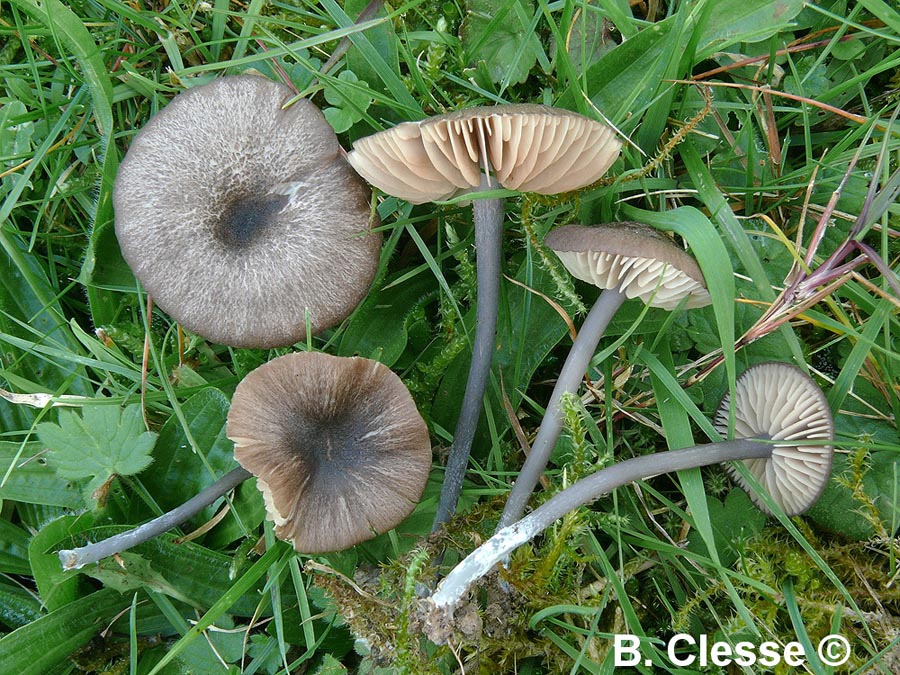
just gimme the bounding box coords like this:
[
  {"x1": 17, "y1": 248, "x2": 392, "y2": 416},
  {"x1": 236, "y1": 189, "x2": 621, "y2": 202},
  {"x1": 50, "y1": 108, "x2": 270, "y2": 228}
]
[{"x1": 0, "y1": 588, "x2": 127, "y2": 675}]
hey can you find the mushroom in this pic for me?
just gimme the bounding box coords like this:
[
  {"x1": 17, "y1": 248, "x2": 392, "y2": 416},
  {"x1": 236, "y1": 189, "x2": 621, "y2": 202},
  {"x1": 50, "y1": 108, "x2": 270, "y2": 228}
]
[
  {"x1": 424, "y1": 362, "x2": 834, "y2": 616},
  {"x1": 58, "y1": 352, "x2": 431, "y2": 569},
  {"x1": 497, "y1": 222, "x2": 712, "y2": 529},
  {"x1": 114, "y1": 74, "x2": 380, "y2": 348},
  {"x1": 715, "y1": 361, "x2": 834, "y2": 515},
  {"x1": 347, "y1": 105, "x2": 621, "y2": 529},
  {"x1": 227, "y1": 351, "x2": 432, "y2": 553}
]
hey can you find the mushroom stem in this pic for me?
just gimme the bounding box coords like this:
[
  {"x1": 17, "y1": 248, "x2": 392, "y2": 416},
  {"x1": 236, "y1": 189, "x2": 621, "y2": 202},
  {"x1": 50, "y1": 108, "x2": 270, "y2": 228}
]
[
  {"x1": 428, "y1": 438, "x2": 772, "y2": 612},
  {"x1": 432, "y1": 180, "x2": 504, "y2": 531},
  {"x1": 58, "y1": 467, "x2": 252, "y2": 570},
  {"x1": 497, "y1": 286, "x2": 628, "y2": 530}
]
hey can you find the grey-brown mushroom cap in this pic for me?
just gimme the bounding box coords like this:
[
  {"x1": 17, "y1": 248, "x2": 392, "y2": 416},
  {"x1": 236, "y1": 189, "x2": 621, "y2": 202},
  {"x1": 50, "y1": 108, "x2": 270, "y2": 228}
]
[
  {"x1": 226, "y1": 352, "x2": 432, "y2": 554},
  {"x1": 544, "y1": 222, "x2": 712, "y2": 310},
  {"x1": 346, "y1": 104, "x2": 621, "y2": 203},
  {"x1": 715, "y1": 362, "x2": 834, "y2": 516},
  {"x1": 114, "y1": 75, "x2": 380, "y2": 348}
]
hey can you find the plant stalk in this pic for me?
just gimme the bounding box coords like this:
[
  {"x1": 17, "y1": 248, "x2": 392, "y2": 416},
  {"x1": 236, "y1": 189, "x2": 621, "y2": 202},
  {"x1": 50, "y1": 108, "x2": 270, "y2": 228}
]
[
  {"x1": 59, "y1": 466, "x2": 252, "y2": 570},
  {"x1": 429, "y1": 438, "x2": 772, "y2": 611},
  {"x1": 432, "y1": 183, "x2": 504, "y2": 531},
  {"x1": 497, "y1": 287, "x2": 628, "y2": 530}
]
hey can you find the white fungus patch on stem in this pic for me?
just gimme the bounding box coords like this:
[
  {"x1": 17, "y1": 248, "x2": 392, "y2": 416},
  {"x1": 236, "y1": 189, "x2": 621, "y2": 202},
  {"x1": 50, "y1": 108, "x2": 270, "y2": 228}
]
[{"x1": 427, "y1": 438, "x2": 772, "y2": 612}]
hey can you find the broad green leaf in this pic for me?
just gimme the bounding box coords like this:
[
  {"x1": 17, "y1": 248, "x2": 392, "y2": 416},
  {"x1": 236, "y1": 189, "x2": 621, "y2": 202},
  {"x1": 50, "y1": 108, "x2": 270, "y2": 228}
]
[
  {"x1": 560, "y1": 19, "x2": 672, "y2": 125},
  {"x1": 685, "y1": 489, "x2": 767, "y2": 567},
  {"x1": 696, "y1": 0, "x2": 805, "y2": 58},
  {"x1": 0, "y1": 577, "x2": 42, "y2": 630},
  {"x1": 83, "y1": 551, "x2": 213, "y2": 609},
  {"x1": 808, "y1": 416, "x2": 900, "y2": 540},
  {"x1": 29, "y1": 514, "x2": 95, "y2": 611},
  {"x1": 461, "y1": 0, "x2": 539, "y2": 86},
  {"x1": 0, "y1": 519, "x2": 30, "y2": 575},
  {"x1": 565, "y1": 8, "x2": 615, "y2": 72},
  {"x1": 0, "y1": 588, "x2": 127, "y2": 675},
  {"x1": 317, "y1": 0, "x2": 422, "y2": 116},
  {"x1": 78, "y1": 219, "x2": 136, "y2": 327},
  {"x1": 30, "y1": 514, "x2": 263, "y2": 616},
  {"x1": 563, "y1": 0, "x2": 804, "y2": 125},
  {"x1": 338, "y1": 273, "x2": 435, "y2": 366},
  {"x1": 147, "y1": 544, "x2": 284, "y2": 674},
  {"x1": 247, "y1": 634, "x2": 287, "y2": 675},
  {"x1": 143, "y1": 388, "x2": 260, "y2": 549},
  {"x1": 140, "y1": 620, "x2": 246, "y2": 673},
  {"x1": 0, "y1": 441, "x2": 83, "y2": 508},
  {"x1": 99, "y1": 530, "x2": 262, "y2": 616},
  {"x1": 808, "y1": 450, "x2": 900, "y2": 541},
  {"x1": 143, "y1": 389, "x2": 238, "y2": 517},
  {"x1": 202, "y1": 478, "x2": 267, "y2": 550},
  {"x1": 327, "y1": 70, "x2": 371, "y2": 113},
  {"x1": 344, "y1": 0, "x2": 399, "y2": 97},
  {"x1": 38, "y1": 403, "x2": 156, "y2": 499}
]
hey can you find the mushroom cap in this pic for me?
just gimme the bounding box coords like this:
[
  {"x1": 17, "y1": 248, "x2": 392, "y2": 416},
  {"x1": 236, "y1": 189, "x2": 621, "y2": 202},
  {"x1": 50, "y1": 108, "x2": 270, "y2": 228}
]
[
  {"x1": 347, "y1": 104, "x2": 621, "y2": 203},
  {"x1": 544, "y1": 222, "x2": 712, "y2": 310},
  {"x1": 226, "y1": 352, "x2": 432, "y2": 553},
  {"x1": 715, "y1": 362, "x2": 834, "y2": 516},
  {"x1": 114, "y1": 75, "x2": 381, "y2": 348}
]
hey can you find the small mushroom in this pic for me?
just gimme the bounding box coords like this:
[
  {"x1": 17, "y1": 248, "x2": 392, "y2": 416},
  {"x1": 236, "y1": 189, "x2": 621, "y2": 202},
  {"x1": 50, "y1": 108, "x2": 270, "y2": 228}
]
[
  {"x1": 347, "y1": 104, "x2": 621, "y2": 203},
  {"x1": 114, "y1": 75, "x2": 380, "y2": 348},
  {"x1": 57, "y1": 352, "x2": 431, "y2": 569},
  {"x1": 227, "y1": 351, "x2": 432, "y2": 553},
  {"x1": 715, "y1": 361, "x2": 834, "y2": 516},
  {"x1": 497, "y1": 222, "x2": 711, "y2": 529},
  {"x1": 348, "y1": 106, "x2": 621, "y2": 529},
  {"x1": 425, "y1": 362, "x2": 834, "y2": 616}
]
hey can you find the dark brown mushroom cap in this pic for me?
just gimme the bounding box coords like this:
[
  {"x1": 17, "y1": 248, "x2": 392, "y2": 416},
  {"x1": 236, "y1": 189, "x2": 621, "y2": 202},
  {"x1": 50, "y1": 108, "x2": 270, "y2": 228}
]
[
  {"x1": 114, "y1": 75, "x2": 380, "y2": 348},
  {"x1": 347, "y1": 104, "x2": 621, "y2": 203},
  {"x1": 544, "y1": 222, "x2": 712, "y2": 310},
  {"x1": 226, "y1": 352, "x2": 432, "y2": 553},
  {"x1": 715, "y1": 362, "x2": 834, "y2": 516}
]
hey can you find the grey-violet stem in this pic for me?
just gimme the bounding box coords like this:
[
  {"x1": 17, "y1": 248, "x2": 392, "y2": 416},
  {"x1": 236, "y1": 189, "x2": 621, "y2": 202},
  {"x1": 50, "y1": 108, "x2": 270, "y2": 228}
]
[
  {"x1": 432, "y1": 181, "x2": 505, "y2": 530},
  {"x1": 59, "y1": 466, "x2": 252, "y2": 570},
  {"x1": 497, "y1": 287, "x2": 627, "y2": 530},
  {"x1": 429, "y1": 438, "x2": 772, "y2": 610}
]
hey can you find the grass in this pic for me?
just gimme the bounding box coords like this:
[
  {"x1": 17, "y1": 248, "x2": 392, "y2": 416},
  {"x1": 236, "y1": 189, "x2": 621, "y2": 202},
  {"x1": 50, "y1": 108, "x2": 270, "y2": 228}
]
[{"x1": 1, "y1": 0, "x2": 900, "y2": 673}]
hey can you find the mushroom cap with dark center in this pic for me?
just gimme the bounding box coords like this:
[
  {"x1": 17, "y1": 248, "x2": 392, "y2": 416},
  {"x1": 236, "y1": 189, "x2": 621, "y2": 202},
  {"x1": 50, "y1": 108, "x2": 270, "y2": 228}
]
[
  {"x1": 114, "y1": 75, "x2": 380, "y2": 348},
  {"x1": 544, "y1": 222, "x2": 712, "y2": 310},
  {"x1": 226, "y1": 352, "x2": 432, "y2": 553},
  {"x1": 347, "y1": 104, "x2": 621, "y2": 203},
  {"x1": 715, "y1": 362, "x2": 834, "y2": 516}
]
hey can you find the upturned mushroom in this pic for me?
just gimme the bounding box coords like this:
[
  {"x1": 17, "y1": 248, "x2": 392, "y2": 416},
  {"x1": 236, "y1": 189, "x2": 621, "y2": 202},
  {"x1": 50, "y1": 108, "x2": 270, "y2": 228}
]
[
  {"x1": 425, "y1": 362, "x2": 834, "y2": 616},
  {"x1": 497, "y1": 222, "x2": 712, "y2": 529},
  {"x1": 715, "y1": 361, "x2": 834, "y2": 515},
  {"x1": 58, "y1": 352, "x2": 431, "y2": 569},
  {"x1": 227, "y1": 351, "x2": 432, "y2": 553},
  {"x1": 347, "y1": 105, "x2": 621, "y2": 529},
  {"x1": 114, "y1": 74, "x2": 380, "y2": 348}
]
